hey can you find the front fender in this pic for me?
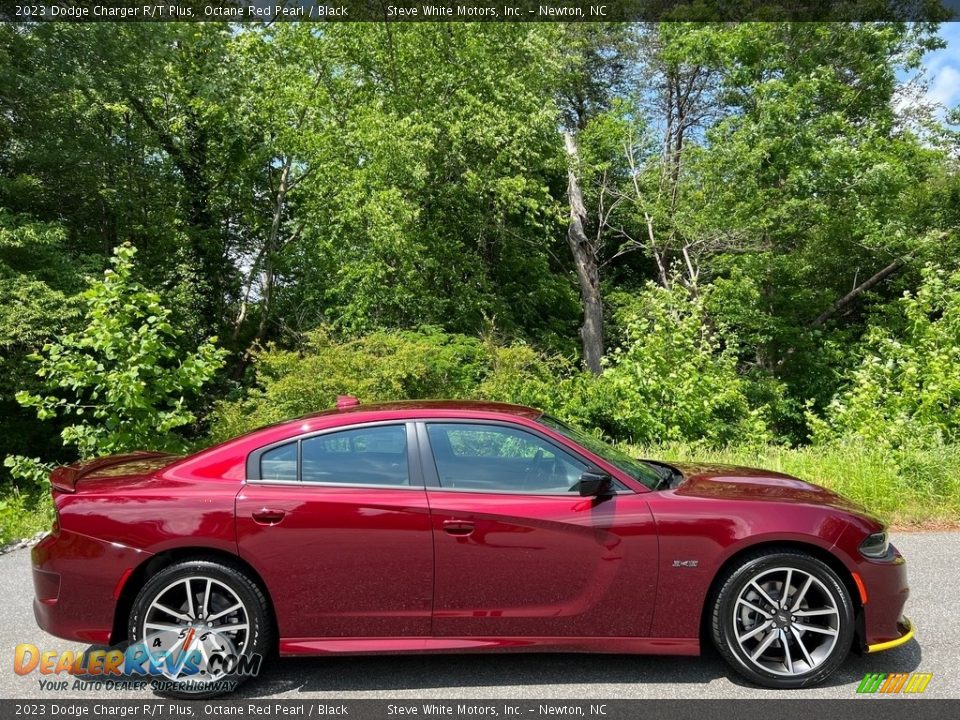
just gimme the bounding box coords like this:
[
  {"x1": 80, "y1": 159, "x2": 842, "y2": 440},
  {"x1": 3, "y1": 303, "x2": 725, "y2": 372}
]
[{"x1": 647, "y1": 494, "x2": 853, "y2": 640}]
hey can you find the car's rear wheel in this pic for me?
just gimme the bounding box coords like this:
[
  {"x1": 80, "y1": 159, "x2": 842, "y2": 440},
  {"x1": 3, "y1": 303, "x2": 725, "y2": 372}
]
[
  {"x1": 128, "y1": 559, "x2": 272, "y2": 698},
  {"x1": 711, "y1": 549, "x2": 855, "y2": 688}
]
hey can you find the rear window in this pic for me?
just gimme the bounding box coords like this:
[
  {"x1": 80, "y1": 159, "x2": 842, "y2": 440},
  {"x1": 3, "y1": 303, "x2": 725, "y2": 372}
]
[
  {"x1": 301, "y1": 426, "x2": 409, "y2": 485},
  {"x1": 255, "y1": 425, "x2": 410, "y2": 486},
  {"x1": 260, "y1": 442, "x2": 296, "y2": 481}
]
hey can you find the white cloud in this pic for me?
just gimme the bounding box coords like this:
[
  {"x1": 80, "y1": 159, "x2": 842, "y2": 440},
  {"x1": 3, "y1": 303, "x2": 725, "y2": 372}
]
[
  {"x1": 928, "y1": 65, "x2": 960, "y2": 108},
  {"x1": 910, "y1": 24, "x2": 960, "y2": 119},
  {"x1": 924, "y1": 23, "x2": 960, "y2": 75}
]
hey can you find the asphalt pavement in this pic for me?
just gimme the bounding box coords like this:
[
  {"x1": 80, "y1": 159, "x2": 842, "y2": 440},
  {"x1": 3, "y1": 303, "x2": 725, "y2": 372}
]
[{"x1": 1, "y1": 532, "x2": 956, "y2": 700}]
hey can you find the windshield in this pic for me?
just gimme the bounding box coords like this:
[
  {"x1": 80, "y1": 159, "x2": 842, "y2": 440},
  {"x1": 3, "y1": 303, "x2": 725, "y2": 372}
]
[{"x1": 538, "y1": 416, "x2": 661, "y2": 490}]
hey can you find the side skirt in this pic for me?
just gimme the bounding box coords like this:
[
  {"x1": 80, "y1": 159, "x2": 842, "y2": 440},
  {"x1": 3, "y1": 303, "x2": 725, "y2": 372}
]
[{"x1": 279, "y1": 636, "x2": 700, "y2": 656}]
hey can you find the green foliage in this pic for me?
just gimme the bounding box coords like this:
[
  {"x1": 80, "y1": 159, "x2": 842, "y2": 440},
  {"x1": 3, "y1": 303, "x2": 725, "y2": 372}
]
[
  {"x1": 0, "y1": 24, "x2": 248, "y2": 333},
  {"x1": 0, "y1": 488, "x2": 52, "y2": 547},
  {"x1": 13, "y1": 243, "x2": 227, "y2": 459},
  {"x1": 0, "y1": 210, "x2": 93, "y2": 472},
  {"x1": 211, "y1": 328, "x2": 578, "y2": 441},
  {"x1": 212, "y1": 328, "x2": 486, "y2": 440},
  {"x1": 213, "y1": 308, "x2": 770, "y2": 449},
  {"x1": 813, "y1": 265, "x2": 960, "y2": 448},
  {"x1": 677, "y1": 22, "x2": 956, "y2": 421},
  {"x1": 3, "y1": 22, "x2": 960, "y2": 537},
  {"x1": 252, "y1": 24, "x2": 581, "y2": 346},
  {"x1": 593, "y1": 284, "x2": 773, "y2": 445},
  {"x1": 477, "y1": 343, "x2": 580, "y2": 415},
  {"x1": 2, "y1": 456, "x2": 52, "y2": 490}
]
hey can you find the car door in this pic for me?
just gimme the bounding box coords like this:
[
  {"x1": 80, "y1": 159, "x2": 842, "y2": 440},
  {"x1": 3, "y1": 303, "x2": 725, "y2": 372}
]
[
  {"x1": 418, "y1": 420, "x2": 659, "y2": 639},
  {"x1": 236, "y1": 422, "x2": 434, "y2": 640}
]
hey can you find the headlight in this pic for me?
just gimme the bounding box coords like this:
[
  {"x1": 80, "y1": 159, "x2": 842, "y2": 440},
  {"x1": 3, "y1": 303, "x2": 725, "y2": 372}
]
[{"x1": 859, "y1": 531, "x2": 890, "y2": 558}]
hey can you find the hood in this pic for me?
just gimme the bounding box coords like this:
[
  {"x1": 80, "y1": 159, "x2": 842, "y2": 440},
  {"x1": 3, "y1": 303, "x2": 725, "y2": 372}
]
[{"x1": 668, "y1": 461, "x2": 872, "y2": 516}]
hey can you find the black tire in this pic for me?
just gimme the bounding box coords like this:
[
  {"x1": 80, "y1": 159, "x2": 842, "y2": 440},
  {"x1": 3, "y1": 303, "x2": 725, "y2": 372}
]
[
  {"x1": 711, "y1": 549, "x2": 855, "y2": 688},
  {"x1": 128, "y1": 558, "x2": 273, "y2": 699}
]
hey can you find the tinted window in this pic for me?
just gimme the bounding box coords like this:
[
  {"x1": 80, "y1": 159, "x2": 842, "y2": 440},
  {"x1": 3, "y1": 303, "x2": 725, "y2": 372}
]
[
  {"x1": 426, "y1": 423, "x2": 586, "y2": 493},
  {"x1": 537, "y1": 415, "x2": 660, "y2": 489},
  {"x1": 301, "y1": 425, "x2": 409, "y2": 486},
  {"x1": 260, "y1": 442, "x2": 297, "y2": 481}
]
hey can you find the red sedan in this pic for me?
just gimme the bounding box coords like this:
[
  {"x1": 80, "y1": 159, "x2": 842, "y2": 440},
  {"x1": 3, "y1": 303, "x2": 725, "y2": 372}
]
[{"x1": 31, "y1": 398, "x2": 912, "y2": 696}]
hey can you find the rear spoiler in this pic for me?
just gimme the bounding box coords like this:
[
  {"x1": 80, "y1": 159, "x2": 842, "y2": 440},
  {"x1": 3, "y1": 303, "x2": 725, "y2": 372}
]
[{"x1": 49, "y1": 451, "x2": 172, "y2": 493}]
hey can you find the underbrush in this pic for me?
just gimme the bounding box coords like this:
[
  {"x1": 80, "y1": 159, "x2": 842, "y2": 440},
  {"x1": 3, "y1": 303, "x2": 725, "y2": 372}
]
[{"x1": 0, "y1": 487, "x2": 52, "y2": 547}]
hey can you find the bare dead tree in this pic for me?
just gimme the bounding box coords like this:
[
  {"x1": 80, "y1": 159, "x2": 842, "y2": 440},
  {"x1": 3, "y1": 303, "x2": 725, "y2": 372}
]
[
  {"x1": 564, "y1": 131, "x2": 604, "y2": 375},
  {"x1": 232, "y1": 66, "x2": 323, "y2": 343},
  {"x1": 596, "y1": 28, "x2": 726, "y2": 293},
  {"x1": 811, "y1": 258, "x2": 905, "y2": 327}
]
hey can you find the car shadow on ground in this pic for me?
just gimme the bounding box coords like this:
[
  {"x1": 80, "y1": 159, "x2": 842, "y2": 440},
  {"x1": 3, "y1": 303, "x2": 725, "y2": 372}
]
[
  {"x1": 234, "y1": 640, "x2": 922, "y2": 697},
  {"x1": 72, "y1": 638, "x2": 921, "y2": 697}
]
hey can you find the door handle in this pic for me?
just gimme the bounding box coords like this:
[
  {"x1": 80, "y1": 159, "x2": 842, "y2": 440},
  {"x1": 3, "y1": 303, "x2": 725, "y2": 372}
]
[
  {"x1": 442, "y1": 520, "x2": 474, "y2": 536},
  {"x1": 252, "y1": 508, "x2": 286, "y2": 525}
]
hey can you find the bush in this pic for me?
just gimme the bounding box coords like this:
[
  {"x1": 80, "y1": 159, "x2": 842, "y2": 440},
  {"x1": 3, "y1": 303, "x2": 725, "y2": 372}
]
[
  {"x1": 813, "y1": 264, "x2": 960, "y2": 449},
  {"x1": 0, "y1": 488, "x2": 52, "y2": 546},
  {"x1": 595, "y1": 284, "x2": 774, "y2": 445},
  {"x1": 12, "y1": 243, "x2": 227, "y2": 461},
  {"x1": 212, "y1": 288, "x2": 776, "y2": 450},
  {"x1": 211, "y1": 327, "x2": 487, "y2": 440},
  {"x1": 210, "y1": 327, "x2": 581, "y2": 441}
]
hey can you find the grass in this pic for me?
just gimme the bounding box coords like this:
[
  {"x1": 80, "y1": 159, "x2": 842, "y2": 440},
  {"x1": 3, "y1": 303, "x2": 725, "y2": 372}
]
[
  {"x1": 630, "y1": 441, "x2": 960, "y2": 528},
  {"x1": 0, "y1": 488, "x2": 53, "y2": 547}
]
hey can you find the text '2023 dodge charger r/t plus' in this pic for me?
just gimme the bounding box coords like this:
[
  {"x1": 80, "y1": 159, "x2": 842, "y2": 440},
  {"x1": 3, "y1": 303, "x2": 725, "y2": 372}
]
[{"x1": 30, "y1": 398, "x2": 912, "y2": 697}]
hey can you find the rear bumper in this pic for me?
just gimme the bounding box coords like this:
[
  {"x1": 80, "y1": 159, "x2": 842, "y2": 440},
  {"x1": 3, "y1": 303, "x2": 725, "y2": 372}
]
[
  {"x1": 867, "y1": 617, "x2": 914, "y2": 654},
  {"x1": 31, "y1": 529, "x2": 149, "y2": 645}
]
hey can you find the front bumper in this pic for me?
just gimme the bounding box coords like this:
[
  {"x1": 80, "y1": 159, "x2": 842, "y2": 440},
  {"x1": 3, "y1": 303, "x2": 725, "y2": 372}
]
[
  {"x1": 867, "y1": 616, "x2": 914, "y2": 654},
  {"x1": 854, "y1": 540, "x2": 912, "y2": 651}
]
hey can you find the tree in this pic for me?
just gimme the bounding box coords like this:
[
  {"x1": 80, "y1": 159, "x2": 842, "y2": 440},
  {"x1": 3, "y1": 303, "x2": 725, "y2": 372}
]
[
  {"x1": 555, "y1": 24, "x2": 639, "y2": 372},
  {"x1": 13, "y1": 243, "x2": 226, "y2": 460},
  {"x1": 0, "y1": 23, "x2": 254, "y2": 337},
  {"x1": 598, "y1": 283, "x2": 773, "y2": 445},
  {"x1": 607, "y1": 23, "x2": 724, "y2": 293},
  {"x1": 0, "y1": 211, "x2": 90, "y2": 470},
  {"x1": 813, "y1": 265, "x2": 960, "y2": 449},
  {"x1": 263, "y1": 23, "x2": 580, "y2": 347},
  {"x1": 2, "y1": 19, "x2": 960, "y2": 463},
  {"x1": 563, "y1": 130, "x2": 604, "y2": 373},
  {"x1": 642, "y1": 22, "x2": 954, "y2": 425}
]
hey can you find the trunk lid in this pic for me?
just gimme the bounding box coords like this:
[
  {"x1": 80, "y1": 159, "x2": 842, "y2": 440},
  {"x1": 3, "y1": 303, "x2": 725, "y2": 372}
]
[{"x1": 49, "y1": 452, "x2": 180, "y2": 493}]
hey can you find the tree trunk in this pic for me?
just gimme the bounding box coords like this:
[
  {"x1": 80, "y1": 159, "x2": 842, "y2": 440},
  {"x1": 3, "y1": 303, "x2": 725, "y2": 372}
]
[
  {"x1": 564, "y1": 131, "x2": 604, "y2": 375},
  {"x1": 125, "y1": 93, "x2": 223, "y2": 330},
  {"x1": 256, "y1": 158, "x2": 293, "y2": 341},
  {"x1": 811, "y1": 258, "x2": 904, "y2": 327},
  {"x1": 232, "y1": 242, "x2": 269, "y2": 342}
]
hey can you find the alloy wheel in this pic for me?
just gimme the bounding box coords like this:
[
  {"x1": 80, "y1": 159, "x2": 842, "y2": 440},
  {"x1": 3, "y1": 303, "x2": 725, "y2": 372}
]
[
  {"x1": 142, "y1": 575, "x2": 251, "y2": 681},
  {"x1": 733, "y1": 566, "x2": 840, "y2": 677}
]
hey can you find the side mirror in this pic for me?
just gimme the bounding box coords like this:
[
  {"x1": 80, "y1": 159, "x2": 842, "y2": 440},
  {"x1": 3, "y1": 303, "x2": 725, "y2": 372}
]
[{"x1": 578, "y1": 470, "x2": 613, "y2": 497}]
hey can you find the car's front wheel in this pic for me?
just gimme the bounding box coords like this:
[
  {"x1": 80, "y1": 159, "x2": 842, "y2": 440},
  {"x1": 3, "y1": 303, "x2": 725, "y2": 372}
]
[
  {"x1": 711, "y1": 549, "x2": 855, "y2": 688},
  {"x1": 128, "y1": 559, "x2": 273, "y2": 698}
]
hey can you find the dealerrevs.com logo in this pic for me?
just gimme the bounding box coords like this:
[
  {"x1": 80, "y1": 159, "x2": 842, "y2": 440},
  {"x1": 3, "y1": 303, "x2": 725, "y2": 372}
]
[
  {"x1": 14, "y1": 628, "x2": 262, "y2": 694},
  {"x1": 856, "y1": 672, "x2": 933, "y2": 695}
]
